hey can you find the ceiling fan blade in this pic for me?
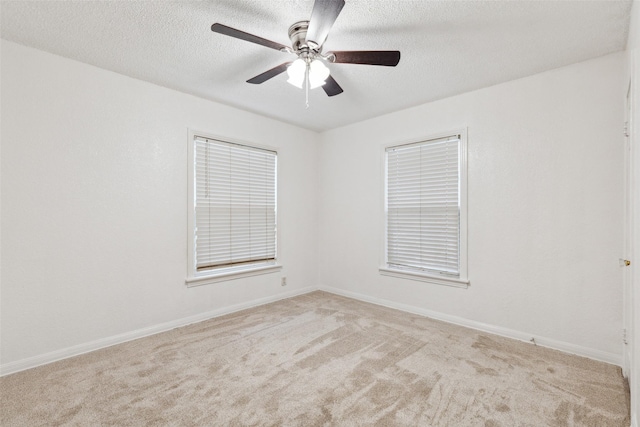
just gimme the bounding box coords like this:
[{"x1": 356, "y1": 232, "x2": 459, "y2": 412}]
[
  {"x1": 211, "y1": 23, "x2": 289, "y2": 51},
  {"x1": 331, "y1": 51, "x2": 401, "y2": 66},
  {"x1": 322, "y1": 75, "x2": 343, "y2": 97},
  {"x1": 247, "y1": 62, "x2": 292, "y2": 84},
  {"x1": 306, "y1": 0, "x2": 345, "y2": 48}
]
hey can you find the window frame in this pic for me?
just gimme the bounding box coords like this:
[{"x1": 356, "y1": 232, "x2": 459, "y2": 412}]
[
  {"x1": 379, "y1": 128, "x2": 469, "y2": 288},
  {"x1": 186, "y1": 130, "x2": 281, "y2": 287}
]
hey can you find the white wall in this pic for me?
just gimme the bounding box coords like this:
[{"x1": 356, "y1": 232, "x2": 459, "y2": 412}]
[
  {"x1": 318, "y1": 52, "x2": 625, "y2": 363},
  {"x1": 0, "y1": 40, "x2": 319, "y2": 370}
]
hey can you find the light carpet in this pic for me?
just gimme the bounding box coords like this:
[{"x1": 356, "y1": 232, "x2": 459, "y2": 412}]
[{"x1": 0, "y1": 291, "x2": 630, "y2": 426}]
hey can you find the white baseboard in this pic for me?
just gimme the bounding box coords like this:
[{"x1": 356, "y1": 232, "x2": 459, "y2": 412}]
[
  {"x1": 2, "y1": 285, "x2": 623, "y2": 376},
  {"x1": 0, "y1": 286, "x2": 317, "y2": 377},
  {"x1": 319, "y1": 286, "x2": 622, "y2": 367}
]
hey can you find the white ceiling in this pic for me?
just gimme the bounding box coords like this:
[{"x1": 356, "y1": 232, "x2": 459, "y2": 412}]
[{"x1": 0, "y1": 0, "x2": 633, "y2": 132}]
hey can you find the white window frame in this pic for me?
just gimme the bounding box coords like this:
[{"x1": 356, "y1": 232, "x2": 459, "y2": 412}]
[
  {"x1": 379, "y1": 128, "x2": 469, "y2": 288},
  {"x1": 186, "y1": 130, "x2": 281, "y2": 287}
]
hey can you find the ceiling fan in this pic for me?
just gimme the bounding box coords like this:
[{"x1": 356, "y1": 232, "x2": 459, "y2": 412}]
[{"x1": 211, "y1": 0, "x2": 401, "y2": 99}]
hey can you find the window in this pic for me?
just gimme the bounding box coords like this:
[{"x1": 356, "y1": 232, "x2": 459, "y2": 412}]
[
  {"x1": 380, "y1": 131, "x2": 468, "y2": 287},
  {"x1": 186, "y1": 133, "x2": 280, "y2": 286}
]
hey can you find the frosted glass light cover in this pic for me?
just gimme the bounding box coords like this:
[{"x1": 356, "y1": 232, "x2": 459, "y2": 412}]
[
  {"x1": 286, "y1": 59, "x2": 306, "y2": 88},
  {"x1": 309, "y1": 60, "x2": 330, "y2": 89}
]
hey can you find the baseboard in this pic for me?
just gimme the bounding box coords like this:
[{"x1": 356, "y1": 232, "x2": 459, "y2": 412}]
[
  {"x1": 2, "y1": 285, "x2": 622, "y2": 376},
  {"x1": 0, "y1": 286, "x2": 317, "y2": 377},
  {"x1": 320, "y1": 286, "x2": 622, "y2": 367}
]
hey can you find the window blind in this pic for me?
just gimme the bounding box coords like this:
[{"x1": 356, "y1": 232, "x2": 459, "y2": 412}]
[
  {"x1": 386, "y1": 135, "x2": 460, "y2": 275},
  {"x1": 194, "y1": 137, "x2": 277, "y2": 271}
]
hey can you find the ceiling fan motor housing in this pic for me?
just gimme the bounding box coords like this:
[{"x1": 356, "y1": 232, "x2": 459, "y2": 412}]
[{"x1": 288, "y1": 21, "x2": 315, "y2": 53}]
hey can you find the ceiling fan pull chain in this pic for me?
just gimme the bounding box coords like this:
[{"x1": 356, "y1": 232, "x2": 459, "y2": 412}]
[{"x1": 305, "y1": 62, "x2": 310, "y2": 109}]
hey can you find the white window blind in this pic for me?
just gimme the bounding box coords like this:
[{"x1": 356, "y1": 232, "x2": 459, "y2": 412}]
[
  {"x1": 386, "y1": 135, "x2": 461, "y2": 276},
  {"x1": 194, "y1": 136, "x2": 277, "y2": 272}
]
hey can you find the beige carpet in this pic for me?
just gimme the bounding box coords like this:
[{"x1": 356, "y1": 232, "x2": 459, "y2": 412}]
[{"x1": 0, "y1": 291, "x2": 630, "y2": 426}]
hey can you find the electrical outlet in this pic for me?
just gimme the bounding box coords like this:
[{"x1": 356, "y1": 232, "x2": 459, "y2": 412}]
[
  {"x1": 281, "y1": 277, "x2": 287, "y2": 286},
  {"x1": 623, "y1": 328, "x2": 628, "y2": 345}
]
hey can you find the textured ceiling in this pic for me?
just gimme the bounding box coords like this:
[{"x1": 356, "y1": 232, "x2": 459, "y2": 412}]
[{"x1": 0, "y1": 1, "x2": 633, "y2": 132}]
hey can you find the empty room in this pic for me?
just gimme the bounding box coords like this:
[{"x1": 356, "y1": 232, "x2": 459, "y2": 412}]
[{"x1": 1, "y1": 0, "x2": 639, "y2": 425}]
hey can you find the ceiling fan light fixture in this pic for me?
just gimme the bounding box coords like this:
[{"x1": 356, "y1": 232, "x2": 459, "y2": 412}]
[{"x1": 287, "y1": 58, "x2": 330, "y2": 89}]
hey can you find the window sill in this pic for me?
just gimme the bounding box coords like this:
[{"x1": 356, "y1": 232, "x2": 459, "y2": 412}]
[
  {"x1": 186, "y1": 264, "x2": 282, "y2": 288},
  {"x1": 379, "y1": 266, "x2": 469, "y2": 289}
]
